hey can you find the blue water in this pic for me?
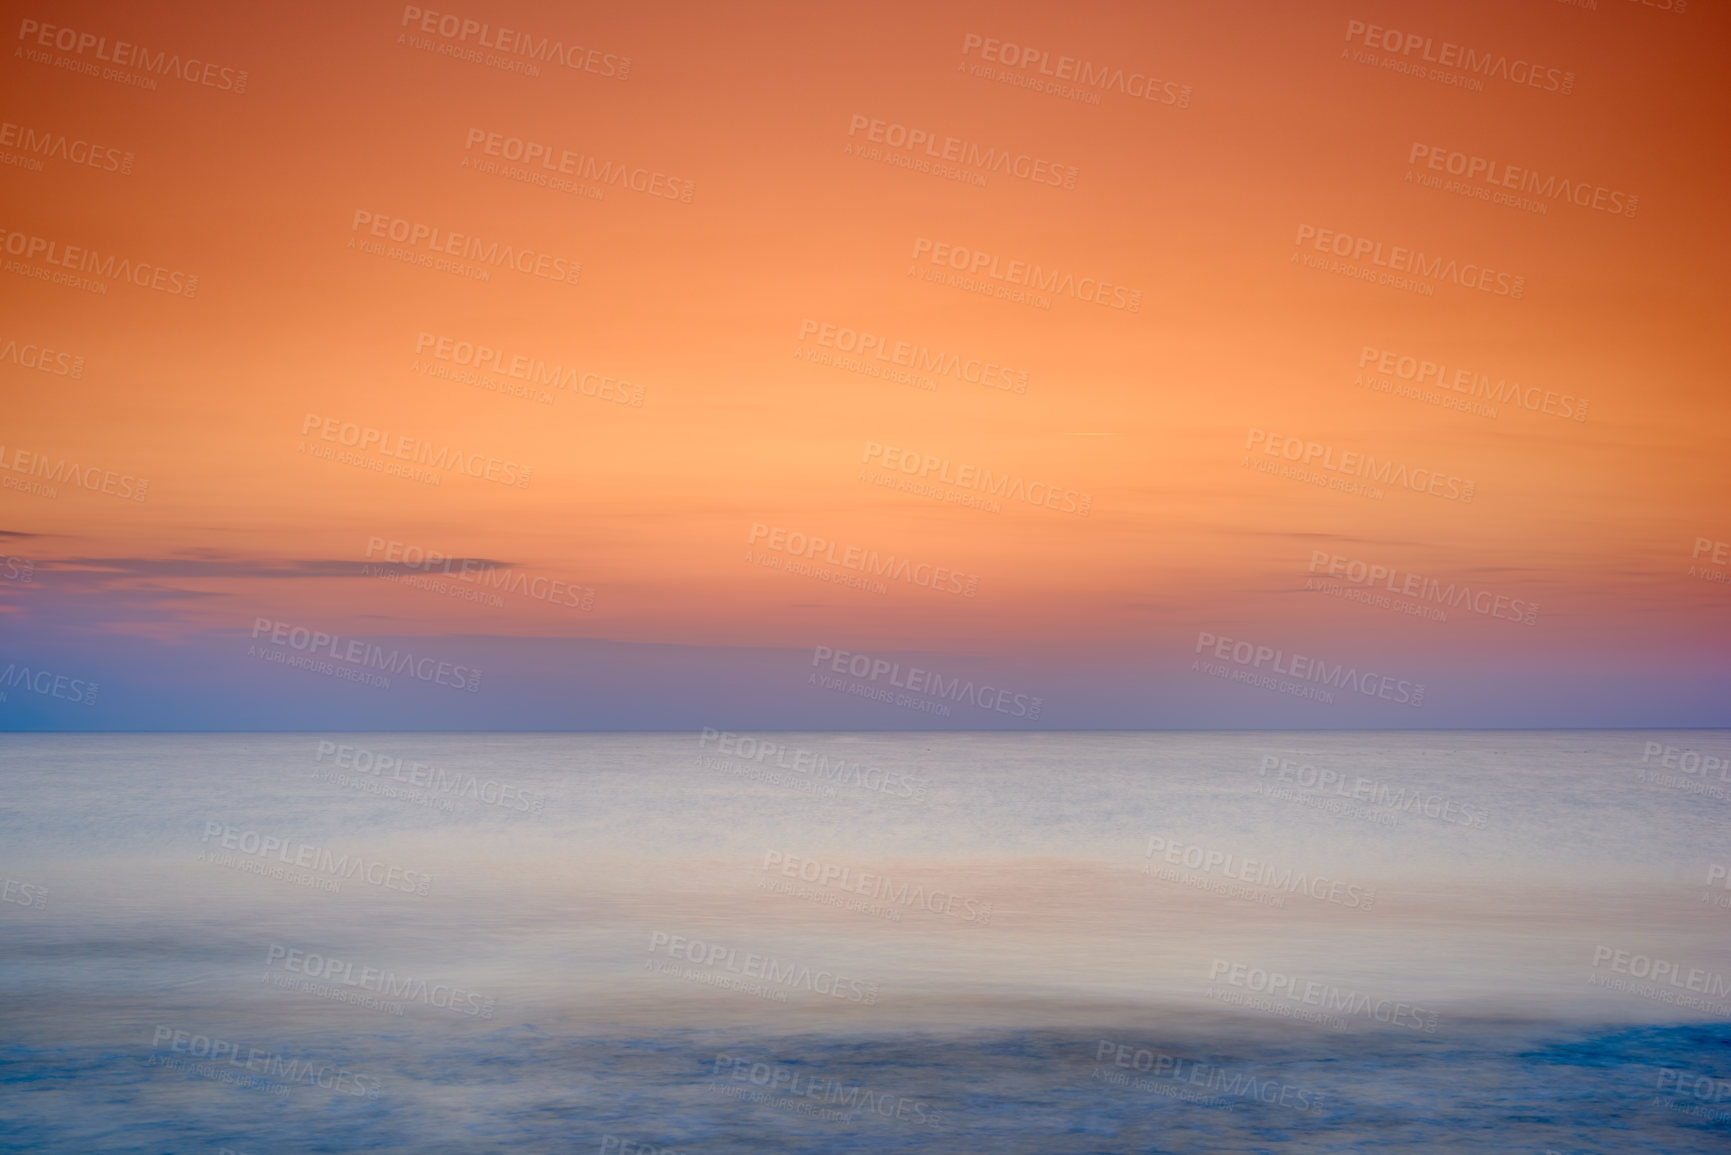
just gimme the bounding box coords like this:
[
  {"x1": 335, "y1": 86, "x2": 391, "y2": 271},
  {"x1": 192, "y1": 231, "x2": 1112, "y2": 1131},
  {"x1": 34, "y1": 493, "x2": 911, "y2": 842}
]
[{"x1": 2, "y1": 731, "x2": 1728, "y2": 1152}]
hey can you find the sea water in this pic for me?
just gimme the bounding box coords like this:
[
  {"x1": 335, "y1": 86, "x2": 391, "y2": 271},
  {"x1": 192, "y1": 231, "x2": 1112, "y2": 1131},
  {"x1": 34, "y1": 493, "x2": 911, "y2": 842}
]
[{"x1": 1, "y1": 731, "x2": 1728, "y2": 1152}]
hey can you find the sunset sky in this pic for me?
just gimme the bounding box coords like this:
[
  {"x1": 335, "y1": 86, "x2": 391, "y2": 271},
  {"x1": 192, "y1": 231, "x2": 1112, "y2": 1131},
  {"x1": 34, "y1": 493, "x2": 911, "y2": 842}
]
[{"x1": 2, "y1": 0, "x2": 1726, "y2": 729}]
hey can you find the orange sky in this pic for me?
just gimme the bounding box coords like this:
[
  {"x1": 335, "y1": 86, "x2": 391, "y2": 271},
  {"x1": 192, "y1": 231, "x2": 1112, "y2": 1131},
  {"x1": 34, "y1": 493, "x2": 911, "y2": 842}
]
[{"x1": 2, "y1": 0, "x2": 1727, "y2": 727}]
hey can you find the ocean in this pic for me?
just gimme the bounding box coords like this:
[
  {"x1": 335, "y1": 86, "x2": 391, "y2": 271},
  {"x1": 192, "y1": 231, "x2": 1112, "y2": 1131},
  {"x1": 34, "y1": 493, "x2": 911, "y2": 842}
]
[{"x1": 2, "y1": 731, "x2": 1728, "y2": 1153}]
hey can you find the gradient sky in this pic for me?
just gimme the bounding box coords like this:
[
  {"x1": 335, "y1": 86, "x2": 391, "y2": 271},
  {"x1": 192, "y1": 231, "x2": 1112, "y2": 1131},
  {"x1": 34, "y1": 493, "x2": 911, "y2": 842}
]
[{"x1": 1, "y1": 0, "x2": 1727, "y2": 729}]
